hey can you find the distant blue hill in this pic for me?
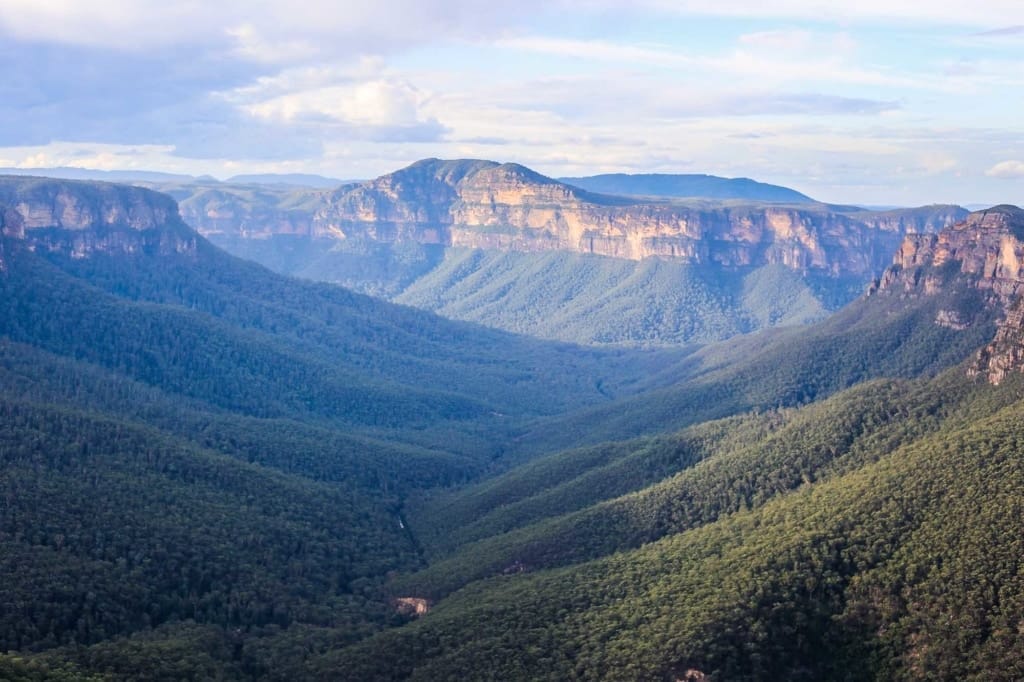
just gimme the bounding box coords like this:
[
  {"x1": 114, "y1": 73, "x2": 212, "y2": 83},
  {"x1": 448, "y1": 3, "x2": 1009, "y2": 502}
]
[
  {"x1": 225, "y1": 173, "x2": 348, "y2": 188},
  {"x1": 0, "y1": 166, "x2": 199, "y2": 183},
  {"x1": 0, "y1": 167, "x2": 351, "y2": 189},
  {"x1": 558, "y1": 173, "x2": 815, "y2": 203}
]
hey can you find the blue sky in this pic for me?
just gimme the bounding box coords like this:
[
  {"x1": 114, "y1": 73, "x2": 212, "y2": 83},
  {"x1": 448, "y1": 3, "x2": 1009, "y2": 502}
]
[{"x1": 0, "y1": 1, "x2": 1021, "y2": 205}]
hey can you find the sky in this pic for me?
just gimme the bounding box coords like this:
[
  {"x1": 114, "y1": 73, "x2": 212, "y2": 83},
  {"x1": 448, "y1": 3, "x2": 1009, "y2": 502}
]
[{"x1": 0, "y1": 1, "x2": 1022, "y2": 205}]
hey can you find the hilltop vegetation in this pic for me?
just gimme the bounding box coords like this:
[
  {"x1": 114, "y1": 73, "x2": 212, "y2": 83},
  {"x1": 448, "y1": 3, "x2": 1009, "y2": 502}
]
[{"x1": 557, "y1": 172, "x2": 815, "y2": 202}]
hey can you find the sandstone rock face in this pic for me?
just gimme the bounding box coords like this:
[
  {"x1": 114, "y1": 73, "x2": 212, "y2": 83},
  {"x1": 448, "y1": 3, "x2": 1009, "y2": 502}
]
[
  {"x1": 869, "y1": 205, "x2": 1024, "y2": 383},
  {"x1": 872, "y1": 206, "x2": 1024, "y2": 299},
  {"x1": 0, "y1": 176, "x2": 198, "y2": 261},
  {"x1": 393, "y1": 597, "x2": 430, "y2": 617},
  {"x1": 302, "y1": 159, "x2": 940, "y2": 278},
  {"x1": 170, "y1": 159, "x2": 964, "y2": 281}
]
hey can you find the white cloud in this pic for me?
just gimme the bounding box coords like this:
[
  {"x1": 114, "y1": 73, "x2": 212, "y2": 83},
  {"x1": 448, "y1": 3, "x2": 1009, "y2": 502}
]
[
  {"x1": 495, "y1": 35, "x2": 944, "y2": 91},
  {"x1": 940, "y1": 58, "x2": 1024, "y2": 87},
  {"x1": 243, "y1": 79, "x2": 427, "y2": 127},
  {"x1": 986, "y1": 160, "x2": 1024, "y2": 178},
  {"x1": 0, "y1": 142, "x2": 177, "y2": 170},
  {"x1": 974, "y1": 25, "x2": 1024, "y2": 37},
  {"x1": 0, "y1": 0, "x2": 1021, "y2": 206},
  {"x1": 0, "y1": 1, "x2": 550, "y2": 57},
  {"x1": 737, "y1": 29, "x2": 856, "y2": 54},
  {"x1": 633, "y1": 0, "x2": 1024, "y2": 26},
  {"x1": 4, "y1": 1, "x2": 1024, "y2": 61},
  {"x1": 218, "y1": 61, "x2": 445, "y2": 139},
  {"x1": 916, "y1": 152, "x2": 958, "y2": 174},
  {"x1": 495, "y1": 37, "x2": 695, "y2": 67},
  {"x1": 226, "y1": 23, "x2": 320, "y2": 64}
]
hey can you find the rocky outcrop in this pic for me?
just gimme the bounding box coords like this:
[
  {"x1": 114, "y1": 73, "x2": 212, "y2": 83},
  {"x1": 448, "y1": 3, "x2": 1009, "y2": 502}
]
[
  {"x1": 393, "y1": 597, "x2": 430, "y2": 617},
  {"x1": 869, "y1": 205, "x2": 1024, "y2": 383},
  {"x1": 973, "y1": 297, "x2": 1024, "y2": 384},
  {"x1": 0, "y1": 176, "x2": 198, "y2": 261},
  {"x1": 871, "y1": 206, "x2": 1024, "y2": 299},
  {"x1": 303, "y1": 159, "x2": 949, "y2": 277}
]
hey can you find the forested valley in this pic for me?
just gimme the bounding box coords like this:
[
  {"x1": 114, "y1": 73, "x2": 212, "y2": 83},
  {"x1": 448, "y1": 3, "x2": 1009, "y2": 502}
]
[{"x1": 2, "y1": 178, "x2": 1023, "y2": 680}]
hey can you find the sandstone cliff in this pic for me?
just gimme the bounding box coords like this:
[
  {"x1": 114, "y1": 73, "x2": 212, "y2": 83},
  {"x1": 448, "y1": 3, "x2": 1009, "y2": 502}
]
[
  {"x1": 0, "y1": 176, "x2": 198, "y2": 262},
  {"x1": 164, "y1": 159, "x2": 965, "y2": 281},
  {"x1": 306, "y1": 159, "x2": 943, "y2": 277},
  {"x1": 869, "y1": 205, "x2": 1024, "y2": 383}
]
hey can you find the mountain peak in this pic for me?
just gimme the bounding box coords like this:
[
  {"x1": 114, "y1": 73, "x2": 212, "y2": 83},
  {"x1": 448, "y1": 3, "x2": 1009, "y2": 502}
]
[
  {"x1": 486, "y1": 162, "x2": 558, "y2": 184},
  {"x1": 960, "y1": 204, "x2": 1024, "y2": 233},
  {"x1": 390, "y1": 158, "x2": 501, "y2": 186}
]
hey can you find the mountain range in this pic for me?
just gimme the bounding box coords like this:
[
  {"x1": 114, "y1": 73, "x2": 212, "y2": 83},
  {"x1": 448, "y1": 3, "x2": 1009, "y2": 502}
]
[
  {"x1": 2, "y1": 172, "x2": 1024, "y2": 680},
  {"x1": 138, "y1": 158, "x2": 968, "y2": 346},
  {"x1": 0, "y1": 168, "x2": 347, "y2": 187},
  {"x1": 185, "y1": 158, "x2": 959, "y2": 271}
]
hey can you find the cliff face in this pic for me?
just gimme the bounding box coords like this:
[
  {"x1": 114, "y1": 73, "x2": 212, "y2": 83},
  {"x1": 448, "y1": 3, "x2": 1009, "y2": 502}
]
[
  {"x1": 167, "y1": 159, "x2": 965, "y2": 281},
  {"x1": 0, "y1": 176, "x2": 198, "y2": 262},
  {"x1": 872, "y1": 206, "x2": 1024, "y2": 299},
  {"x1": 304, "y1": 159, "x2": 932, "y2": 277},
  {"x1": 314, "y1": 159, "x2": 500, "y2": 243},
  {"x1": 869, "y1": 205, "x2": 1024, "y2": 383}
]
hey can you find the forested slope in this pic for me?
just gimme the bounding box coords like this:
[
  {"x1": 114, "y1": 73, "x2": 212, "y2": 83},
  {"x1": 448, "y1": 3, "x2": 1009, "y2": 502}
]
[
  {"x1": 323, "y1": 372, "x2": 1024, "y2": 680},
  {"x1": 207, "y1": 237, "x2": 865, "y2": 347},
  {"x1": 0, "y1": 178, "x2": 696, "y2": 678}
]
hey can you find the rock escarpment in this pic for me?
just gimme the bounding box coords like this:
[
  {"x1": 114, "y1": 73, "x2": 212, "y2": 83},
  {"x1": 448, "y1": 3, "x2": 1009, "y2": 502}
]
[
  {"x1": 0, "y1": 176, "x2": 197, "y2": 262},
  {"x1": 869, "y1": 205, "x2": 1024, "y2": 383},
  {"x1": 308, "y1": 159, "x2": 906, "y2": 277},
  {"x1": 166, "y1": 159, "x2": 965, "y2": 281}
]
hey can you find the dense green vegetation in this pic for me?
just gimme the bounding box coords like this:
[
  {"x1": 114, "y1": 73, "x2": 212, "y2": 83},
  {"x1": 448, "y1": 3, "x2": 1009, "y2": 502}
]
[
  {"x1": 505, "y1": 266, "x2": 996, "y2": 459},
  {"x1": 0, "y1": 654, "x2": 99, "y2": 681},
  {"x1": 396, "y1": 371, "x2": 1010, "y2": 599},
  {"x1": 1, "y1": 232, "x2": 696, "y2": 451},
  {"x1": 3, "y1": 181, "x2": 1021, "y2": 680},
  {"x1": 0, "y1": 218, "x2": 688, "y2": 678},
  {"x1": 321, "y1": 372, "x2": 1024, "y2": 680},
  {"x1": 209, "y1": 237, "x2": 868, "y2": 346},
  {"x1": 210, "y1": 236, "x2": 449, "y2": 299},
  {"x1": 0, "y1": 399, "x2": 417, "y2": 651},
  {"x1": 394, "y1": 253, "x2": 843, "y2": 345}
]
